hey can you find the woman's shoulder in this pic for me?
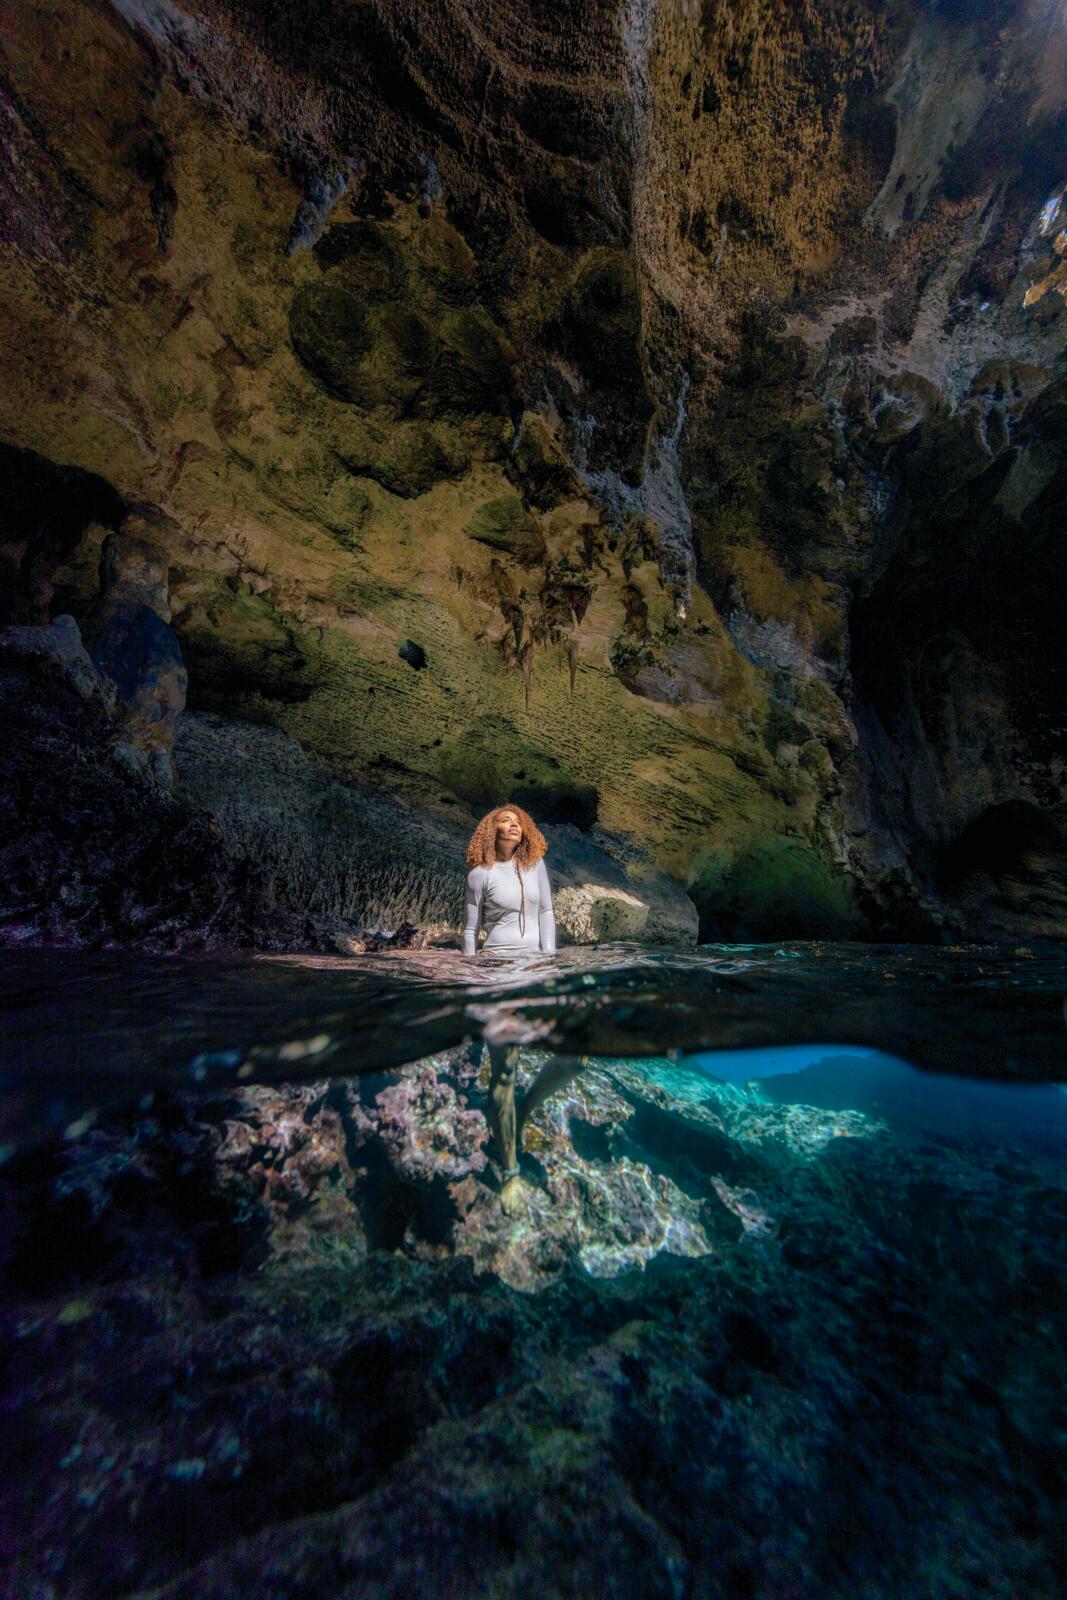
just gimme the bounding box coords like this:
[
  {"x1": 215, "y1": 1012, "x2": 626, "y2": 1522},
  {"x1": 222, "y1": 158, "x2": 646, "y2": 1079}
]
[{"x1": 466, "y1": 864, "x2": 490, "y2": 884}]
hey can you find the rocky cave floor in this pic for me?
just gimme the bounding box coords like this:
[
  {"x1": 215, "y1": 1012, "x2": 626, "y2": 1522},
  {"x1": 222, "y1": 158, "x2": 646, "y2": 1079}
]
[{"x1": 2, "y1": 1047, "x2": 1065, "y2": 1599}]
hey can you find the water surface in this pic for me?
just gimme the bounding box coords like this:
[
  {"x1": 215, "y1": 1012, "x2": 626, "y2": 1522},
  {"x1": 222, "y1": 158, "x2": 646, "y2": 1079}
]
[{"x1": 2, "y1": 939, "x2": 1065, "y2": 1152}]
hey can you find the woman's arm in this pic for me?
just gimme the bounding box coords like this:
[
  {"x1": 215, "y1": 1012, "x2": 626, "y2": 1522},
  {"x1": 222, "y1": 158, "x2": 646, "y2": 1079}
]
[
  {"x1": 537, "y1": 859, "x2": 557, "y2": 954},
  {"x1": 463, "y1": 868, "x2": 485, "y2": 956}
]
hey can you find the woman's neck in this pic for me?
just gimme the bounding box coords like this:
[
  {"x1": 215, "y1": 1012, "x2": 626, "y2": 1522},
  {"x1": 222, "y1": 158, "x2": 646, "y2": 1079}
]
[{"x1": 495, "y1": 843, "x2": 518, "y2": 862}]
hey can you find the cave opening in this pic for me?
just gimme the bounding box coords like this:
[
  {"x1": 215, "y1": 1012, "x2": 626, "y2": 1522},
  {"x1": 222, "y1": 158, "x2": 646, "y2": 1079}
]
[
  {"x1": 509, "y1": 781, "x2": 599, "y2": 831},
  {"x1": 0, "y1": 441, "x2": 125, "y2": 626}
]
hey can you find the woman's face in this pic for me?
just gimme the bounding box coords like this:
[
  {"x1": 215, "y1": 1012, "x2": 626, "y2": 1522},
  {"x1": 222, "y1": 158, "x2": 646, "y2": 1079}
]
[{"x1": 495, "y1": 810, "x2": 523, "y2": 849}]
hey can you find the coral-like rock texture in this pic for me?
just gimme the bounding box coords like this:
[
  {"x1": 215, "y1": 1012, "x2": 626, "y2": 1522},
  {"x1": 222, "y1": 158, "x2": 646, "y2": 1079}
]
[
  {"x1": 3, "y1": 1047, "x2": 1066, "y2": 1597},
  {"x1": 1, "y1": 0, "x2": 1065, "y2": 943}
]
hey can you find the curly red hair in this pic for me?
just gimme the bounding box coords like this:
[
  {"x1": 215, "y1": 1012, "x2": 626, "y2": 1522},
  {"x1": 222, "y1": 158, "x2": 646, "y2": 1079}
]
[{"x1": 466, "y1": 802, "x2": 547, "y2": 870}]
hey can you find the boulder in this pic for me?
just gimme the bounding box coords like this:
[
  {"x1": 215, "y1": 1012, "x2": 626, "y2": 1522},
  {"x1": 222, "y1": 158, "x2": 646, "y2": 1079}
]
[
  {"x1": 0, "y1": 613, "x2": 111, "y2": 706},
  {"x1": 547, "y1": 822, "x2": 700, "y2": 945},
  {"x1": 555, "y1": 882, "x2": 657, "y2": 943}
]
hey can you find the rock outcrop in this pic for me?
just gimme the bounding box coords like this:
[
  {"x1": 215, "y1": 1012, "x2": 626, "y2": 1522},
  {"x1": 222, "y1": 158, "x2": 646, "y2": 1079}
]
[
  {"x1": 0, "y1": 630, "x2": 365, "y2": 953},
  {"x1": 172, "y1": 709, "x2": 699, "y2": 942},
  {"x1": 0, "y1": 0, "x2": 1064, "y2": 943},
  {"x1": 0, "y1": 613, "x2": 111, "y2": 706}
]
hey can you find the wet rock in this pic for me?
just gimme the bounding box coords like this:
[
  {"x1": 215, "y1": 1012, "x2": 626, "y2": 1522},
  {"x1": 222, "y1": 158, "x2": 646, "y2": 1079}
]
[
  {"x1": 212, "y1": 1083, "x2": 369, "y2": 1269},
  {"x1": 354, "y1": 1049, "x2": 716, "y2": 1292},
  {"x1": 372, "y1": 1065, "x2": 488, "y2": 1186}
]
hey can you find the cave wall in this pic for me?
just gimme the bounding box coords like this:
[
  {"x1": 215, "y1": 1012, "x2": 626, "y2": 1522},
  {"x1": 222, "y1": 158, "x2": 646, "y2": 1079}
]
[{"x1": 1, "y1": 0, "x2": 1064, "y2": 941}]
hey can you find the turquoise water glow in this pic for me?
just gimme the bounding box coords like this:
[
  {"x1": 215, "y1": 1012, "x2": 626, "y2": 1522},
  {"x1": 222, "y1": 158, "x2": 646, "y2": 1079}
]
[{"x1": 684, "y1": 1045, "x2": 1067, "y2": 1157}]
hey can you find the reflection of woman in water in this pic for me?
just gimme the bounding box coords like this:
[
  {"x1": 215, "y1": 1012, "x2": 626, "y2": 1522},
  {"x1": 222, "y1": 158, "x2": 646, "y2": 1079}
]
[{"x1": 462, "y1": 804, "x2": 583, "y2": 1214}]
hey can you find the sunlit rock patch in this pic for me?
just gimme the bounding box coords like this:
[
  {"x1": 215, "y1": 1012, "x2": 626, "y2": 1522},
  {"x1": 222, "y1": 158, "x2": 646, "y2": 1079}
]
[{"x1": 137, "y1": 1045, "x2": 889, "y2": 1294}]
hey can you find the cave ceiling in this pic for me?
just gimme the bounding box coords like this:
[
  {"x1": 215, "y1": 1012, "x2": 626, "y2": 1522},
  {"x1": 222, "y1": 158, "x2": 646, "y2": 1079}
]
[{"x1": 1, "y1": 0, "x2": 1065, "y2": 938}]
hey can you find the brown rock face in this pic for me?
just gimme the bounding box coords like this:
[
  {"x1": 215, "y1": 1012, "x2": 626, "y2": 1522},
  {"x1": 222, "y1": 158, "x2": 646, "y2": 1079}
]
[{"x1": 0, "y1": 0, "x2": 1064, "y2": 942}]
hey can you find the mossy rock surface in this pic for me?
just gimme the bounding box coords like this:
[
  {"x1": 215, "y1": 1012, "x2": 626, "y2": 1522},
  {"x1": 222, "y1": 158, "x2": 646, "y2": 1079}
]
[
  {"x1": 691, "y1": 836, "x2": 862, "y2": 942},
  {"x1": 409, "y1": 214, "x2": 478, "y2": 306},
  {"x1": 171, "y1": 577, "x2": 315, "y2": 709},
  {"x1": 508, "y1": 413, "x2": 577, "y2": 509},
  {"x1": 428, "y1": 307, "x2": 515, "y2": 415},
  {"x1": 336, "y1": 419, "x2": 471, "y2": 499},
  {"x1": 434, "y1": 730, "x2": 598, "y2": 830},
  {"x1": 288, "y1": 281, "x2": 374, "y2": 402},
  {"x1": 289, "y1": 285, "x2": 433, "y2": 414},
  {"x1": 312, "y1": 221, "x2": 403, "y2": 301},
  {"x1": 763, "y1": 700, "x2": 810, "y2": 755},
  {"x1": 360, "y1": 303, "x2": 436, "y2": 415},
  {"x1": 464, "y1": 495, "x2": 546, "y2": 563}
]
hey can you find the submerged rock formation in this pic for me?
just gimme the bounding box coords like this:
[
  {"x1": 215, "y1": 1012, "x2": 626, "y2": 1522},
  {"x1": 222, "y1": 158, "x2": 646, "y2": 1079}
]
[
  {"x1": 2, "y1": 1046, "x2": 1065, "y2": 1597},
  {"x1": 1, "y1": 0, "x2": 1065, "y2": 944}
]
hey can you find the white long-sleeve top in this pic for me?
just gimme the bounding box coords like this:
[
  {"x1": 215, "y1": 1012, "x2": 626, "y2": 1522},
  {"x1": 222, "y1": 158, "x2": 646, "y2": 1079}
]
[{"x1": 463, "y1": 857, "x2": 556, "y2": 955}]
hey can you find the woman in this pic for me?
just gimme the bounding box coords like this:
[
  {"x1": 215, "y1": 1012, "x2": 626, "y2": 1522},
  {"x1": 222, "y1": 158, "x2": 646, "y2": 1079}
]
[
  {"x1": 462, "y1": 803, "x2": 582, "y2": 1214},
  {"x1": 462, "y1": 803, "x2": 556, "y2": 956}
]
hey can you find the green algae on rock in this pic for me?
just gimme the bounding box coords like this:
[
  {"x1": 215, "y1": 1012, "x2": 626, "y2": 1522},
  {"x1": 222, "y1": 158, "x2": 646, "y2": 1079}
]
[{"x1": 464, "y1": 494, "x2": 547, "y2": 564}]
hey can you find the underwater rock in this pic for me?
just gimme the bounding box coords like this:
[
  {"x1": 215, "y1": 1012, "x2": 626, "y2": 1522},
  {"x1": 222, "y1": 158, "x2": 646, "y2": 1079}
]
[
  {"x1": 4, "y1": 1033, "x2": 1066, "y2": 1599},
  {"x1": 371, "y1": 1065, "x2": 489, "y2": 1186},
  {"x1": 211, "y1": 1082, "x2": 369, "y2": 1269},
  {"x1": 434, "y1": 1047, "x2": 714, "y2": 1290}
]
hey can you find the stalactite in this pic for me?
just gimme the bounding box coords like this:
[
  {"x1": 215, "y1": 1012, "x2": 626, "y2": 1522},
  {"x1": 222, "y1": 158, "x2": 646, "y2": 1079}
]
[{"x1": 520, "y1": 638, "x2": 533, "y2": 713}]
